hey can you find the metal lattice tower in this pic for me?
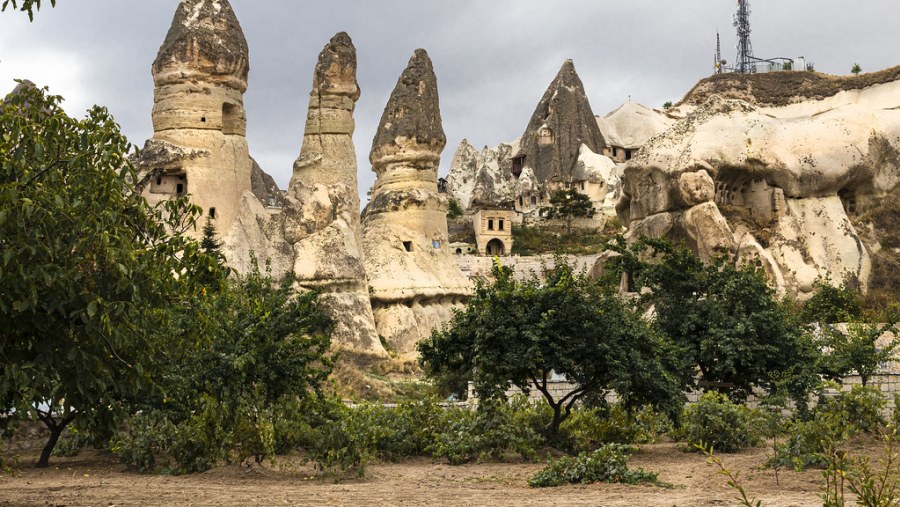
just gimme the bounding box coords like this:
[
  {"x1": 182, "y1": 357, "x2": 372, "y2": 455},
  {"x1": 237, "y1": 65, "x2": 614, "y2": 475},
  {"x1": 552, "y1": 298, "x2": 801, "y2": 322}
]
[{"x1": 734, "y1": 0, "x2": 755, "y2": 73}]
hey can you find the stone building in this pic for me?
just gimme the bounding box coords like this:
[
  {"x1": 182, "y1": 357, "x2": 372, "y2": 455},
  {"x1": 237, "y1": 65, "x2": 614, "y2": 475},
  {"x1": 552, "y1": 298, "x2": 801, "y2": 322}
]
[
  {"x1": 473, "y1": 209, "x2": 513, "y2": 256},
  {"x1": 136, "y1": 0, "x2": 252, "y2": 236},
  {"x1": 595, "y1": 101, "x2": 674, "y2": 163},
  {"x1": 362, "y1": 49, "x2": 472, "y2": 359}
]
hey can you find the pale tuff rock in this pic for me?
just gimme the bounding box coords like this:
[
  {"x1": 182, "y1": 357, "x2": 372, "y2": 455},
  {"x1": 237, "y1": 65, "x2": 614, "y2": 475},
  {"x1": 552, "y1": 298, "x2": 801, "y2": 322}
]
[
  {"x1": 595, "y1": 102, "x2": 674, "y2": 151},
  {"x1": 286, "y1": 32, "x2": 384, "y2": 356},
  {"x1": 363, "y1": 49, "x2": 472, "y2": 359},
  {"x1": 516, "y1": 59, "x2": 607, "y2": 184},
  {"x1": 250, "y1": 158, "x2": 285, "y2": 209},
  {"x1": 618, "y1": 77, "x2": 900, "y2": 297},
  {"x1": 139, "y1": 0, "x2": 252, "y2": 237},
  {"x1": 447, "y1": 140, "x2": 519, "y2": 209}
]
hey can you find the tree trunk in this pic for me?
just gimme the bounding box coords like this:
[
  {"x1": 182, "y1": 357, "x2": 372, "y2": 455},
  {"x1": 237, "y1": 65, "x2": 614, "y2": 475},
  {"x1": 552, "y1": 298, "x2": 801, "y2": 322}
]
[{"x1": 36, "y1": 416, "x2": 74, "y2": 468}]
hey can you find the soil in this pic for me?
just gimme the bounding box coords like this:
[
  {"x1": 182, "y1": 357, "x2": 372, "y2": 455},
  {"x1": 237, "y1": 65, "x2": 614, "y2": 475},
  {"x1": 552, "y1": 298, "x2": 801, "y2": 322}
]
[{"x1": 0, "y1": 442, "x2": 835, "y2": 507}]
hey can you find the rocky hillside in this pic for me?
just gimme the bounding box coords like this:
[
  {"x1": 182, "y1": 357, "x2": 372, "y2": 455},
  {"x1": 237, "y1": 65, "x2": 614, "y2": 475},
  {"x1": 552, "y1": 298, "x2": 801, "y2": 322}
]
[
  {"x1": 620, "y1": 69, "x2": 900, "y2": 299},
  {"x1": 681, "y1": 65, "x2": 900, "y2": 107}
]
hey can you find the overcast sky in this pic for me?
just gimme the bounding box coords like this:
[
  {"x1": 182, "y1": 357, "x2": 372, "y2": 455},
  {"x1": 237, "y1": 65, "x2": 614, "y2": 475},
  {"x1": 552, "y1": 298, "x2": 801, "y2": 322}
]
[{"x1": 2, "y1": 1, "x2": 898, "y2": 201}]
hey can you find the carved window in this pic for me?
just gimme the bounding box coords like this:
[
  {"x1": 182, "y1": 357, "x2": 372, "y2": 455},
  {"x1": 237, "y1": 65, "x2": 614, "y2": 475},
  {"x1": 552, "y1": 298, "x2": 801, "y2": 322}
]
[
  {"x1": 488, "y1": 219, "x2": 494, "y2": 231},
  {"x1": 209, "y1": 207, "x2": 216, "y2": 219},
  {"x1": 402, "y1": 241, "x2": 413, "y2": 252},
  {"x1": 498, "y1": 220, "x2": 505, "y2": 231}
]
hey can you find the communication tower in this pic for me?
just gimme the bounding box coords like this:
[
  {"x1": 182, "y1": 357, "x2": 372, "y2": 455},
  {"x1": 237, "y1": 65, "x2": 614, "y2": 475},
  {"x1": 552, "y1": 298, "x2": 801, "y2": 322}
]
[{"x1": 734, "y1": 0, "x2": 755, "y2": 73}]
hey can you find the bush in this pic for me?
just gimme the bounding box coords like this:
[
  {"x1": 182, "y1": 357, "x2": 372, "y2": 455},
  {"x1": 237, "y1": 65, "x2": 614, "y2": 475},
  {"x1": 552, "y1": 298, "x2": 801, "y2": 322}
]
[
  {"x1": 768, "y1": 385, "x2": 887, "y2": 471},
  {"x1": 528, "y1": 444, "x2": 658, "y2": 488},
  {"x1": 561, "y1": 404, "x2": 671, "y2": 453},
  {"x1": 429, "y1": 397, "x2": 546, "y2": 465},
  {"x1": 680, "y1": 392, "x2": 761, "y2": 453}
]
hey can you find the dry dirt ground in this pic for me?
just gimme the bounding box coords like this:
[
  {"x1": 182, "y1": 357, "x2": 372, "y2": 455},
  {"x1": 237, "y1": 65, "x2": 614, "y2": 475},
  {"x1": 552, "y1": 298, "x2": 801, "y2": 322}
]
[{"x1": 0, "y1": 442, "x2": 838, "y2": 507}]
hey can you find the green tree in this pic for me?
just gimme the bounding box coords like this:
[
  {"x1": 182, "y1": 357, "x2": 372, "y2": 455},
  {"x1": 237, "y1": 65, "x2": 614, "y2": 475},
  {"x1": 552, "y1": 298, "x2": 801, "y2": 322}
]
[
  {"x1": 0, "y1": 83, "x2": 218, "y2": 467},
  {"x1": 447, "y1": 197, "x2": 463, "y2": 219},
  {"x1": 544, "y1": 188, "x2": 594, "y2": 234},
  {"x1": 418, "y1": 260, "x2": 683, "y2": 437},
  {"x1": 851, "y1": 63, "x2": 863, "y2": 75},
  {"x1": 117, "y1": 262, "x2": 335, "y2": 472},
  {"x1": 801, "y1": 279, "x2": 863, "y2": 324},
  {"x1": 819, "y1": 322, "x2": 899, "y2": 386},
  {"x1": 606, "y1": 237, "x2": 817, "y2": 403},
  {"x1": 1, "y1": 0, "x2": 55, "y2": 20}
]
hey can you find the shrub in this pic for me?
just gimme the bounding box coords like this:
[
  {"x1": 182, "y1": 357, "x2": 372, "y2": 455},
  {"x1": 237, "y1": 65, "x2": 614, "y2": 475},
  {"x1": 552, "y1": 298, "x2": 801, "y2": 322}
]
[
  {"x1": 428, "y1": 397, "x2": 546, "y2": 465},
  {"x1": 561, "y1": 404, "x2": 671, "y2": 453},
  {"x1": 528, "y1": 444, "x2": 658, "y2": 488},
  {"x1": 769, "y1": 386, "x2": 887, "y2": 471},
  {"x1": 680, "y1": 392, "x2": 761, "y2": 453}
]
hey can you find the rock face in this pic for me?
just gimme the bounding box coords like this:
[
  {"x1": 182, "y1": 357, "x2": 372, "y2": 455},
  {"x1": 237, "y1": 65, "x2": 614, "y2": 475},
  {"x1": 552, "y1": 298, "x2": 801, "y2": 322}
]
[
  {"x1": 137, "y1": 0, "x2": 252, "y2": 236},
  {"x1": 516, "y1": 59, "x2": 607, "y2": 184},
  {"x1": 618, "y1": 76, "x2": 900, "y2": 298},
  {"x1": 363, "y1": 49, "x2": 472, "y2": 359},
  {"x1": 286, "y1": 32, "x2": 384, "y2": 356}
]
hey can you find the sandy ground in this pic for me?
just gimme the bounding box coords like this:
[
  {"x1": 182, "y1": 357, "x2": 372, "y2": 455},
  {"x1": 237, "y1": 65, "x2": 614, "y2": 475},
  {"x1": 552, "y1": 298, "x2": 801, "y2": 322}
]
[{"x1": 0, "y1": 443, "x2": 828, "y2": 507}]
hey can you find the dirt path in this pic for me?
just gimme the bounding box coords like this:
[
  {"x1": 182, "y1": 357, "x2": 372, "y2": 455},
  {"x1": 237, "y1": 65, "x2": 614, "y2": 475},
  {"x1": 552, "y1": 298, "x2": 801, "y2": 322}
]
[{"x1": 0, "y1": 443, "x2": 825, "y2": 506}]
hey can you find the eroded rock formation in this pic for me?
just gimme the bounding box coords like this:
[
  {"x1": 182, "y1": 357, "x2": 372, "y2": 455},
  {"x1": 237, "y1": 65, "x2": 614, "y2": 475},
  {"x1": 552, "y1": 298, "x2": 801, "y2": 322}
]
[
  {"x1": 363, "y1": 49, "x2": 472, "y2": 359},
  {"x1": 287, "y1": 32, "x2": 384, "y2": 356},
  {"x1": 136, "y1": 0, "x2": 252, "y2": 236},
  {"x1": 617, "y1": 76, "x2": 900, "y2": 298}
]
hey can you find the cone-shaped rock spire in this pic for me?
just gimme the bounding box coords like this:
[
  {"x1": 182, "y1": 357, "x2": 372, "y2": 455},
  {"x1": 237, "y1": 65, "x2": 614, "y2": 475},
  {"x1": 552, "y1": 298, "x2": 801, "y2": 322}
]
[
  {"x1": 363, "y1": 49, "x2": 471, "y2": 359},
  {"x1": 153, "y1": 0, "x2": 249, "y2": 91},
  {"x1": 370, "y1": 49, "x2": 446, "y2": 170},
  {"x1": 284, "y1": 32, "x2": 386, "y2": 357},
  {"x1": 516, "y1": 59, "x2": 606, "y2": 183}
]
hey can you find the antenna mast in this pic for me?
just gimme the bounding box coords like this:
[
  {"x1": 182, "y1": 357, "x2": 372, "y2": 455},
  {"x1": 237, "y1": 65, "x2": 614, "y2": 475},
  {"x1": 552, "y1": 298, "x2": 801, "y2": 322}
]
[
  {"x1": 715, "y1": 32, "x2": 723, "y2": 74},
  {"x1": 734, "y1": 0, "x2": 755, "y2": 73}
]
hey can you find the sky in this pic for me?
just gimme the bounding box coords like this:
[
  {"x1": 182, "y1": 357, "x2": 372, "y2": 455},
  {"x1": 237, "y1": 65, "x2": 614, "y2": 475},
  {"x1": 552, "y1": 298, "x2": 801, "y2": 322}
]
[{"x1": 1, "y1": 1, "x2": 898, "y2": 203}]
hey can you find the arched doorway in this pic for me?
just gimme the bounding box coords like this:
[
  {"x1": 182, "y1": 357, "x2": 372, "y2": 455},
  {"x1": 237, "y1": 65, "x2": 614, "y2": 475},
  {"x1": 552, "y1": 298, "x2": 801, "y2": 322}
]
[{"x1": 486, "y1": 238, "x2": 505, "y2": 256}]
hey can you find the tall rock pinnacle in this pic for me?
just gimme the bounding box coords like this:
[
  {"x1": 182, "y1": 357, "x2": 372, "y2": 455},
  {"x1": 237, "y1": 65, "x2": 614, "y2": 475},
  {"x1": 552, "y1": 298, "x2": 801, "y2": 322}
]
[
  {"x1": 363, "y1": 49, "x2": 471, "y2": 359},
  {"x1": 135, "y1": 0, "x2": 252, "y2": 238},
  {"x1": 516, "y1": 59, "x2": 606, "y2": 184},
  {"x1": 286, "y1": 32, "x2": 386, "y2": 357}
]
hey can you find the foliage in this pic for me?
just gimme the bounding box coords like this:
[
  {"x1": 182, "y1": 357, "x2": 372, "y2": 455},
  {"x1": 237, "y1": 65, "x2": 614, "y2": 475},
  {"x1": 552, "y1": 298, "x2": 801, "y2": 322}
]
[
  {"x1": 542, "y1": 188, "x2": 594, "y2": 234},
  {"x1": 428, "y1": 397, "x2": 546, "y2": 465},
  {"x1": 112, "y1": 263, "x2": 334, "y2": 473},
  {"x1": 447, "y1": 197, "x2": 463, "y2": 219},
  {"x1": 770, "y1": 385, "x2": 886, "y2": 471},
  {"x1": 560, "y1": 404, "x2": 672, "y2": 453},
  {"x1": 1, "y1": 0, "x2": 54, "y2": 20},
  {"x1": 818, "y1": 322, "x2": 899, "y2": 386},
  {"x1": 419, "y1": 259, "x2": 684, "y2": 438},
  {"x1": 605, "y1": 237, "x2": 817, "y2": 404},
  {"x1": 663, "y1": 101, "x2": 673, "y2": 110},
  {"x1": 0, "y1": 83, "x2": 219, "y2": 467},
  {"x1": 510, "y1": 224, "x2": 613, "y2": 255},
  {"x1": 680, "y1": 392, "x2": 762, "y2": 453},
  {"x1": 852, "y1": 63, "x2": 863, "y2": 75},
  {"x1": 801, "y1": 279, "x2": 863, "y2": 324},
  {"x1": 845, "y1": 427, "x2": 900, "y2": 507},
  {"x1": 528, "y1": 444, "x2": 659, "y2": 488},
  {"x1": 697, "y1": 443, "x2": 762, "y2": 507}
]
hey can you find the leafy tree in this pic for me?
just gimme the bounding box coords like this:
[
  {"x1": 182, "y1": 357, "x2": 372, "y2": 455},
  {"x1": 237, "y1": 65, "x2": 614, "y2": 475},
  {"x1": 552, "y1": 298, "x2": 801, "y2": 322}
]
[
  {"x1": 662, "y1": 101, "x2": 673, "y2": 110},
  {"x1": 0, "y1": 83, "x2": 218, "y2": 467},
  {"x1": 447, "y1": 197, "x2": 463, "y2": 219},
  {"x1": 418, "y1": 260, "x2": 684, "y2": 437},
  {"x1": 605, "y1": 237, "x2": 817, "y2": 403},
  {"x1": 801, "y1": 279, "x2": 863, "y2": 324},
  {"x1": 116, "y1": 262, "x2": 335, "y2": 472},
  {"x1": 818, "y1": 322, "x2": 899, "y2": 386},
  {"x1": 1, "y1": 0, "x2": 55, "y2": 20},
  {"x1": 543, "y1": 188, "x2": 594, "y2": 234},
  {"x1": 851, "y1": 63, "x2": 862, "y2": 75}
]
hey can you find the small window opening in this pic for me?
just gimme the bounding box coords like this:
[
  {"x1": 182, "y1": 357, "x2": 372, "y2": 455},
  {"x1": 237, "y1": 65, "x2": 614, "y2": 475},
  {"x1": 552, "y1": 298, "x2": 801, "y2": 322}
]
[
  {"x1": 580, "y1": 181, "x2": 585, "y2": 190},
  {"x1": 176, "y1": 183, "x2": 185, "y2": 195},
  {"x1": 511, "y1": 155, "x2": 525, "y2": 177},
  {"x1": 200, "y1": 117, "x2": 207, "y2": 123},
  {"x1": 625, "y1": 149, "x2": 633, "y2": 160},
  {"x1": 402, "y1": 241, "x2": 412, "y2": 252},
  {"x1": 209, "y1": 207, "x2": 216, "y2": 219},
  {"x1": 519, "y1": 196, "x2": 524, "y2": 207},
  {"x1": 156, "y1": 176, "x2": 162, "y2": 185},
  {"x1": 488, "y1": 219, "x2": 494, "y2": 231},
  {"x1": 456, "y1": 248, "x2": 463, "y2": 255},
  {"x1": 531, "y1": 195, "x2": 537, "y2": 205},
  {"x1": 499, "y1": 220, "x2": 505, "y2": 231}
]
